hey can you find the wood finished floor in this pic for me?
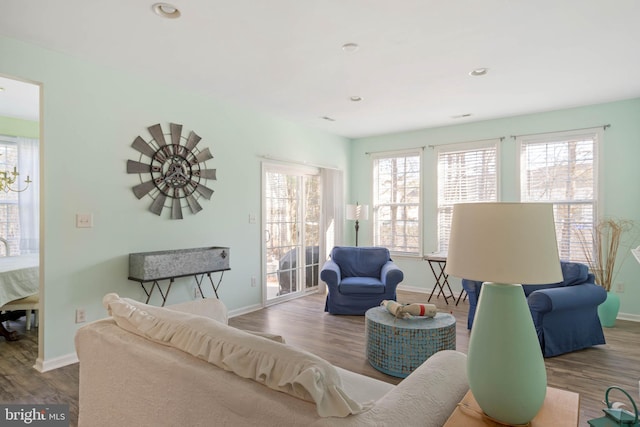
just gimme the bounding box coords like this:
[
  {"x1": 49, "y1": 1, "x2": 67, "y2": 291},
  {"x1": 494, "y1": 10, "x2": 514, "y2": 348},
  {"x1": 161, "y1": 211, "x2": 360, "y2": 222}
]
[{"x1": 1, "y1": 290, "x2": 639, "y2": 426}]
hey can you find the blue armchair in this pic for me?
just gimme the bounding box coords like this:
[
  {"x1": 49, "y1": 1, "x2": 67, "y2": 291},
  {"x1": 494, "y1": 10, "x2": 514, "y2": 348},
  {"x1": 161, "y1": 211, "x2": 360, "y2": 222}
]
[
  {"x1": 462, "y1": 261, "x2": 607, "y2": 357},
  {"x1": 321, "y1": 246, "x2": 404, "y2": 315}
]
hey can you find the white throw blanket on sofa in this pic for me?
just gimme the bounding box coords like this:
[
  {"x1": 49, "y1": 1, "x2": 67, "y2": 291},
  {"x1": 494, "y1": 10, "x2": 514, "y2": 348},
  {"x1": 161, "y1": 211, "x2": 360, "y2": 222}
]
[{"x1": 103, "y1": 293, "x2": 373, "y2": 417}]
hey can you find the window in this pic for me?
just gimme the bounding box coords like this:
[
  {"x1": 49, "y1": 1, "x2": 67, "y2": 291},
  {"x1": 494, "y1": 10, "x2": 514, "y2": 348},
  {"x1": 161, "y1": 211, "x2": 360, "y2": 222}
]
[
  {"x1": 436, "y1": 141, "x2": 499, "y2": 253},
  {"x1": 372, "y1": 150, "x2": 422, "y2": 255},
  {"x1": 519, "y1": 129, "x2": 600, "y2": 262}
]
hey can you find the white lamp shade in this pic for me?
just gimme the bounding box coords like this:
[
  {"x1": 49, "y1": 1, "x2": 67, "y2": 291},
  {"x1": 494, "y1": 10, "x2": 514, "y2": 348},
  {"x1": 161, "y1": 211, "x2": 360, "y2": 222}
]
[
  {"x1": 445, "y1": 202, "x2": 562, "y2": 284},
  {"x1": 346, "y1": 204, "x2": 369, "y2": 221}
]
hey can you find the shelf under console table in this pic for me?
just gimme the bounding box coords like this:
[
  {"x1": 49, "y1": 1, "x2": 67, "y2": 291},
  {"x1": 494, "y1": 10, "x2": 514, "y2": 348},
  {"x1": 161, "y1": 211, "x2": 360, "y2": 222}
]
[{"x1": 128, "y1": 246, "x2": 230, "y2": 306}]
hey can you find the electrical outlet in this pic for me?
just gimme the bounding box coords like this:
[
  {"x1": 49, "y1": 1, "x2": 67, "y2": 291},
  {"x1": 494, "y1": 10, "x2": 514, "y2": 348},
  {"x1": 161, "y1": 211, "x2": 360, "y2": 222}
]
[
  {"x1": 251, "y1": 276, "x2": 257, "y2": 287},
  {"x1": 75, "y1": 309, "x2": 86, "y2": 323},
  {"x1": 616, "y1": 282, "x2": 625, "y2": 293}
]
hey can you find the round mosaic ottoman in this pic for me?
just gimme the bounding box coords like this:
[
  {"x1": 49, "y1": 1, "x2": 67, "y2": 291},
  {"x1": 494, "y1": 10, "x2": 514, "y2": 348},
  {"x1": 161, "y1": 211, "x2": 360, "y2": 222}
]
[{"x1": 365, "y1": 306, "x2": 456, "y2": 378}]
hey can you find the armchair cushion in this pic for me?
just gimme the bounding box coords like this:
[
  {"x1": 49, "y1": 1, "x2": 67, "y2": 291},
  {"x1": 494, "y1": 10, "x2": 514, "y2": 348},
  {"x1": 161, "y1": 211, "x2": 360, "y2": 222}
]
[
  {"x1": 339, "y1": 277, "x2": 385, "y2": 294},
  {"x1": 331, "y1": 246, "x2": 389, "y2": 278}
]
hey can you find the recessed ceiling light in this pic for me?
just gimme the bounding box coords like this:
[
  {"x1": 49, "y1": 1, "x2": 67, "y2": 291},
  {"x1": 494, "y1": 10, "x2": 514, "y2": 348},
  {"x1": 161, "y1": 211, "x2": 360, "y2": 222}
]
[
  {"x1": 152, "y1": 3, "x2": 181, "y2": 19},
  {"x1": 349, "y1": 96, "x2": 363, "y2": 102},
  {"x1": 342, "y1": 43, "x2": 359, "y2": 53},
  {"x1": 469, "y1": 68, "x2": 488, "y2": 77}
]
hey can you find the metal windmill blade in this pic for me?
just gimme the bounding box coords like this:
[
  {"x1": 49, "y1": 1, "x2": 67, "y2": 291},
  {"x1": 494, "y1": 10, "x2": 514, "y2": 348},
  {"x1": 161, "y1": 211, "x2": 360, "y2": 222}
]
[
  {"x1": 185, "y1": 194, "x2": 203, "y2": 214},
  {"x1": 184, "y1": 131, "x2": 202, "y2": 151},
  {"x1": 148, "y1": 124, "x2": 167, "y2": 146},
  {"x1": 149, "y1": 193, "x2": 167, "y2": 216},
  {"x1": 195, "y1": 183, "x2": 214, "y2": 200},
  {"x1": 132, "y1": 180, "x2": 157, "y2": 199},
  {"x1": 171, "y1": 197, "x2": 183, "y2": 220},
  {"x1": 194, "y1": 148, "x2": 214, "y2": 164},
  {"x1": 196, "y1": 169, "x2": 217, "y2": 180},
  {"x1": 170, "y1": 123, "x2": 182, "y2": 146},
  {"x1": 126, "y1": 160, "x2": 151, "y2": 174},
  {"x1": 131, "y1": 136, "x2": 157, "y2": 158}
]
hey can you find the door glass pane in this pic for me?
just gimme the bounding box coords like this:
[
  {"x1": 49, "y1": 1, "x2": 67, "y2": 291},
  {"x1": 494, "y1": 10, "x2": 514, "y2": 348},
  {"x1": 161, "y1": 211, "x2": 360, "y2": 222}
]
[
  {"x1": 264, "y1": 168, "x2": 321, "y2": 302},
  {"x1": 303, "y1": 175, "x2": 320, "y2": 291},
  {"x1": 265, "y1": 171, "x2": 300, "y2": 300}
]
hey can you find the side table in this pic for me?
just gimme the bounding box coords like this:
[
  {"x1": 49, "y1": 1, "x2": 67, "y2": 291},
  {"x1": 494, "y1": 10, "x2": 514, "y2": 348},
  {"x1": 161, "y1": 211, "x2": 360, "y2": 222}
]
[
  {"x1": 365, "y1": 306, "x2": 456, "y2": 378},
  {"x1": 424, "y1": 253, "x2": 467, "y2": 305},
  {"x1": 443, "y1": 387, "x2": 580, "y2": 427}
]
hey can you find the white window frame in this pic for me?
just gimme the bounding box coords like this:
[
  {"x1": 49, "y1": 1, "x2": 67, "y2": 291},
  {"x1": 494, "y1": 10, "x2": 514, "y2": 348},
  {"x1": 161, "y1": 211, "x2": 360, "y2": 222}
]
[
  {"x1": 435, "y1": 140, "x2": 500, "y2": 253},
  {"x1": 371, "y1": 149, "x2": 423, "y2": 256},
  {"x1": 517, "y1": 128, "x2": 602, "y2": 262}
]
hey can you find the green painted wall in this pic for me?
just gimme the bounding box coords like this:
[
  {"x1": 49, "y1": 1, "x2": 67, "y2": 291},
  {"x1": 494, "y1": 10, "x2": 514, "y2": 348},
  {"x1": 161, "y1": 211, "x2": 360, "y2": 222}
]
[
  {"x1": 0, "y1": 116, "x2": 38, "y2": 138},
  {"x1": 350, "y1": 98, "x2": 640, "y2": 318},
  {"x1": 0, "y1": 35, "x2": 350, "y2": 362}
]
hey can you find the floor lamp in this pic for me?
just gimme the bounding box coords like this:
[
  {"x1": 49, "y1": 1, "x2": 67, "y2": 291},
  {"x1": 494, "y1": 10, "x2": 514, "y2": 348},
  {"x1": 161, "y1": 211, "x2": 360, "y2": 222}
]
[
  {"x1": 346, "y1": 203, "x2": 368, "y2": 246},
  {"x1": 445, "y1": 202, "x2": 563, "y2": 425}
]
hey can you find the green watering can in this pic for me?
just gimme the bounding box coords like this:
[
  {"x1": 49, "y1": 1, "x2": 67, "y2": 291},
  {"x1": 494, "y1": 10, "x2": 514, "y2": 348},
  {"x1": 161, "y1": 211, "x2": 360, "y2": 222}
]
[{"x1": 588, "y1": 386, "x2": 639, "y2": 427}]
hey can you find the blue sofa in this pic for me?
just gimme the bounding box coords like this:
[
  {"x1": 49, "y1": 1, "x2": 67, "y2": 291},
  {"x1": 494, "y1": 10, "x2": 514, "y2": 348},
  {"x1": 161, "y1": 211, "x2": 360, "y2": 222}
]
[
  {"x1": 462, "y1": 261, "x2": 607, "y2": 357},
  {"x1": 321, "y1": 246, "x2": 404, "y2": 315}
]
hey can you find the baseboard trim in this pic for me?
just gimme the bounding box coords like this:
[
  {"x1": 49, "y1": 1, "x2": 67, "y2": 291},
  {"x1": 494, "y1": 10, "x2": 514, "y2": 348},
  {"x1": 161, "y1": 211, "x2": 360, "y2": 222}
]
[
  {"x1": 228, "y1": 303, "x2": 262, "y2": 318},
  {"x1": 35, "y1": 352, "x2": 78, "y2": 373},
  {"x1": 397, "y1": 284, "x2": 430, "y2": 294},
  {"x1": 617, "y1": 312, "x2": 640, "y2": 322}
]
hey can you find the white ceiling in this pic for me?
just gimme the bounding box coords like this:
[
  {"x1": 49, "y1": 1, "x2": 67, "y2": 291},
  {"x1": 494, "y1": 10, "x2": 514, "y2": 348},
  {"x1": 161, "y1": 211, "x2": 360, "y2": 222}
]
[{"x1": 1, "y1": 0, "x2": 640, "y2": 138}]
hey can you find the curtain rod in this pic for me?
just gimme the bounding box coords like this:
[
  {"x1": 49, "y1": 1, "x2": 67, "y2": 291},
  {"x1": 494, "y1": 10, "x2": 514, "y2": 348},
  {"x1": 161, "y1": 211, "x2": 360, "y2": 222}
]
[
  {"x1": 510, "y1": 124, "x2": 610, "y2": 139},
  {"x1": 258, "y1": 154, "x2": 340, "y2": 170},
  {"x1": 365, "y1": 145, "x2": 426, "y2": 156},
  {"x1": 427, "y1": 137, "x2": 505, "y2": 149}
]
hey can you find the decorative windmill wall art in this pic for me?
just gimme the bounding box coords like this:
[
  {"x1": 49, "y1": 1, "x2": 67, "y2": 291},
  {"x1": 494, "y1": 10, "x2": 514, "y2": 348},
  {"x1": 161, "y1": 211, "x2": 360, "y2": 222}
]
[{"x1": 126, "y1": 123, "x2": 217, "y2": 219}]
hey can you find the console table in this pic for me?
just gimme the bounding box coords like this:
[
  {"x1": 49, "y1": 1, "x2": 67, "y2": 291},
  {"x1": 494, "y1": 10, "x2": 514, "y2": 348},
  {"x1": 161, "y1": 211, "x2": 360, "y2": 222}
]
[{"x1": 128, "y1": 247, "x2": 230, "y2": 306}]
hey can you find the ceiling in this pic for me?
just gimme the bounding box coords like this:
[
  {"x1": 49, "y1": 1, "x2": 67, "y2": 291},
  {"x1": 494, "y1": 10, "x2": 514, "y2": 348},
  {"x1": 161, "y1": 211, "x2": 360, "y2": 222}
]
[{"x1": 1, "y1": 0, "x2": 640, "y2": 138}]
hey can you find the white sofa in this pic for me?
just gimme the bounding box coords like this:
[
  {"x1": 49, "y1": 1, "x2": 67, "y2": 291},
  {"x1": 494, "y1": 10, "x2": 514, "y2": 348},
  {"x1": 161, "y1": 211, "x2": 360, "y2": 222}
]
[{"x1": 75, "y1": 295, "x2": 468, "y2": 427}]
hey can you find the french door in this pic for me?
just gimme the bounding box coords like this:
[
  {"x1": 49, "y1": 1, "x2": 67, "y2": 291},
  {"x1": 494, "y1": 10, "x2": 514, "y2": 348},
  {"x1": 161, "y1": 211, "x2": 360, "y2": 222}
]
[{"x1": 263, "y1": 163, "x2": 321, "y2": 303}]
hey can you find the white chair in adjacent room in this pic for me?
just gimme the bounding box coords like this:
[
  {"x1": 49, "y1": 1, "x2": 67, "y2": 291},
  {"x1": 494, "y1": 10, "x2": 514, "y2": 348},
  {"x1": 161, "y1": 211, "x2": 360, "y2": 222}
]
[{"x1": 1, "y1": 294, "x2": 40, "y2": 331}]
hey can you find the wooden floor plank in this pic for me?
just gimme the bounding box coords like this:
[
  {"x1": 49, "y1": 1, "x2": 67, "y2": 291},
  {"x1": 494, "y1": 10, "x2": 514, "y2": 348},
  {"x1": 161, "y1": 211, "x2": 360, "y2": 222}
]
[{"x1": 1, "y1": 290, "x2": 638, "y2": 426}]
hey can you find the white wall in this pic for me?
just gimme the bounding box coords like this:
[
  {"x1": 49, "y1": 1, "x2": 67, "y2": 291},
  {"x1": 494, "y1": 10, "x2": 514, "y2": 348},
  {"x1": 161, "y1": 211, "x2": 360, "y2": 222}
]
[{"x1": 1, "y1": 35, "x2": 350, "y2": 363}]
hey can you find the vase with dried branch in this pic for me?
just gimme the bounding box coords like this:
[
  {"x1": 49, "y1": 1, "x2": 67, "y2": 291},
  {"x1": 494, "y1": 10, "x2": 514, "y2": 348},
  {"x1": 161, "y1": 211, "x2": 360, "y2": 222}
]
[{"x1": 580, "y1": 218, "x2": 634, "y2": 292}]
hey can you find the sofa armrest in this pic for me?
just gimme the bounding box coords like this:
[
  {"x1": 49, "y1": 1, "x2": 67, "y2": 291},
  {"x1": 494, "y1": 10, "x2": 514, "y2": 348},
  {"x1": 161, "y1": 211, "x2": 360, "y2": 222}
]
[
  {"x1": 528, "y1": 283, "x2": 607, "y2": 314},
  {"x1": 461, "y1": 279, "x2": 482, "y2": 302},
  {"x1": 320, "y1": 259, "x2": 341, "y2": 288},
  {"x1": 380, "y1": 261, "x2": 404, "y2": 288},
  {"x1": 311, "y1": 350, "x2": 468, "y2": 427}
]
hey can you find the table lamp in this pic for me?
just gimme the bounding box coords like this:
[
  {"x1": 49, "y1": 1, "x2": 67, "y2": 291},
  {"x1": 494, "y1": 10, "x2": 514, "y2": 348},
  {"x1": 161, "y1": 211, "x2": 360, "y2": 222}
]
[
  {"x1": 346, "y1": 203, "x2": 369, "y2": 246},
  {"x1": 445, "y1": 202, "x2": 563, "y2": 425}
]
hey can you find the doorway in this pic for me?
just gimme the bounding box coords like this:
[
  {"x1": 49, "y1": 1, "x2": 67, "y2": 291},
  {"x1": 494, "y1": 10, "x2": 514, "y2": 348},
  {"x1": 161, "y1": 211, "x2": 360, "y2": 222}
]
[
  {"x1": 263, "y1": 163, "x2": 321, "y2": 304},
  {"x1": 0, "y1": 74, "x2": 41, "y2": 365}
]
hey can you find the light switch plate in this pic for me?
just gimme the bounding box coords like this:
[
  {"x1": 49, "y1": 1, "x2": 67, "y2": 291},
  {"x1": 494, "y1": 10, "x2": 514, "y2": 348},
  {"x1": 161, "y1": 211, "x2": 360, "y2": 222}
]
[{"x1": 76, "y1": 213, "x2": 93, "y2": 228}]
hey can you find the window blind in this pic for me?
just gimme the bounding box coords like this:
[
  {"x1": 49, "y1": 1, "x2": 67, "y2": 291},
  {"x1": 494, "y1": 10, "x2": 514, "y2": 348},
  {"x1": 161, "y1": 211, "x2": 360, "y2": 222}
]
[
  {"x1": 437, "y1": 143, "x2": 498, "y2": 253},
  {"x1": 519, "y1": 132, "x2": 598, "y2": 262},
  {"x1": 372, "y1": 151, "x2": 422, "y2": 255}
]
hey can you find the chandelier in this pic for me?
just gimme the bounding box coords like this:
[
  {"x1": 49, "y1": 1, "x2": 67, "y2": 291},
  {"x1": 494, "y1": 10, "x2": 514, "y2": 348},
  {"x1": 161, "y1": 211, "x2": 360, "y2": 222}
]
[{"x1": 0, "y1": 166, "x2": 31, "y2": 192}]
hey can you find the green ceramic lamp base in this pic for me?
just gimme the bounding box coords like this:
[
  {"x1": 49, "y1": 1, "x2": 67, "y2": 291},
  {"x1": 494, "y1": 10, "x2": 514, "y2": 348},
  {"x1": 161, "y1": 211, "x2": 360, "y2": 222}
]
[{"x1": 468, "y1": 282, "x2": 547, "y2": 425}]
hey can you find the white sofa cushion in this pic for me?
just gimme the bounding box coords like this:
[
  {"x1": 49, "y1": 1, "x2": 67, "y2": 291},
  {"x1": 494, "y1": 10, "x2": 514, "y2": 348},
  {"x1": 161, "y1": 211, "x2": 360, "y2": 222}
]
[{"x1": 102, "y1": 293, "x2": 372, "y2": 417}]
